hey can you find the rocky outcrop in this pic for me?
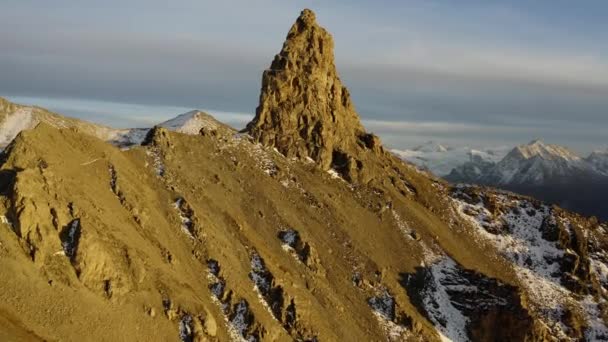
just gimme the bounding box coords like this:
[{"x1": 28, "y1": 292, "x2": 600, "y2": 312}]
[{"x1": 245, "y1": 9, "x2": 385, "y2": 183}]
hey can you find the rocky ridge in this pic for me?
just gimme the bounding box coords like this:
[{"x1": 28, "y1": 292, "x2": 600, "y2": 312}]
[{"x1": 0, "y1": 97, "x2": 149, "y2": 148}]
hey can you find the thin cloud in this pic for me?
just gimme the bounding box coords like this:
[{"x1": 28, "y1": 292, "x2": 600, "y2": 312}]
[{"x1": 374, "y1": 43, "x2": 608, "y2": 90}]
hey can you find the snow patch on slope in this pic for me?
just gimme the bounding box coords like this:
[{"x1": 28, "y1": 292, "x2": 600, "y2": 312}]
[
  {"x1": 173, "y1": 198, "x2": 195, "y2": 239},
  {"x1": 0, "y1": 107, "x2": 35, "y2": 146},
  {"x1": 372, "y1": 311, "x2": 411, "y2": 342},
  {"x1": 419, "y1": 258, "x2": 471, "y2": 342},
  {"x1": 146, "y1": 148, "x2": 165, "y2": 177},
  {"x1": 451, "y1": 187, "x2": 608, "y2": 340}
]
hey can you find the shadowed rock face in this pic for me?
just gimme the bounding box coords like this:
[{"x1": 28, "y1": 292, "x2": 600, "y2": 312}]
[
  {"x1": 400, "y1": 262, "x2": 538, "y2": 341},
  {"x1": 246, "y1": 9, "x2": 381, "y2": 176}
]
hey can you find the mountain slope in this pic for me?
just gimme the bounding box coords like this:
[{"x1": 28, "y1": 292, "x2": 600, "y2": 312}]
[
  {"x1": 0, "y1": 117, "x2": 451, "y2": 341},
  {"x1": 3, "y1": 112, "x2": 608, "y2": 341},
  {"x1": 1, "y1": 9, "x2": 608, "y2": 342}
]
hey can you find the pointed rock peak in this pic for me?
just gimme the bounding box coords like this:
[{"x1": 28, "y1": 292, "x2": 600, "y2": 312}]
[
  {"x1": 245, "y1": 9, "x2": 383, "y2": 181},
  {"x1": 265, "y1": 8, "x2": 333, "y2": 76},
  {"x1": 295, "y1": 8, "x2": 316, "y2": 27}
]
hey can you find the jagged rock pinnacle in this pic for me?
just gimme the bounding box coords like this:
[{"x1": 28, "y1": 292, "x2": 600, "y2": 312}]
[{"x1": 245, "y1": 9, "x2": 382, "y2": 178}]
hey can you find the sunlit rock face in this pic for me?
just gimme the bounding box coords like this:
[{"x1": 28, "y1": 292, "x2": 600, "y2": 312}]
[{"x1": 245, "y1": 9, "x2": 386, "y2": 181}]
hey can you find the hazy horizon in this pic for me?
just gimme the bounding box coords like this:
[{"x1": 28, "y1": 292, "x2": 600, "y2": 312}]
[
  {"x1": 2, "y1": 1, "x2": 607, "y2": 153},
  {"x1": 6, "y1": 94, "x2": 605, "y2": 156}
]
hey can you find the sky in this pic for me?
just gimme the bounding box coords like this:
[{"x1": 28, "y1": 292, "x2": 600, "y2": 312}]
[{"x1": 1, "y1": 0, "x2": 607, "y2": 153}]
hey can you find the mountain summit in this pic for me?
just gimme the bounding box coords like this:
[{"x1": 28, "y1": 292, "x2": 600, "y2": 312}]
[
  {"x1": 245, "y1": 9, "x2": 383, "y2": 182},
  {"x1": 481, "y1": 139, "x2": 593, "y2": 185},
  {"x1": 511, "y1": 139, "x2": 581, "y2": 162}
]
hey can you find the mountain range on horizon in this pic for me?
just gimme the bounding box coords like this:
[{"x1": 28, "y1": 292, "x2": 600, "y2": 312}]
[
  {"x1": 1, "y1": 8, "x2": 608, "y2": 342},
  {"x1": 394, "y1": 140, "x2": 608, "y2": 220},
  {"x1": 393, "y1": 140, "x2": 608, "y2": 178}
]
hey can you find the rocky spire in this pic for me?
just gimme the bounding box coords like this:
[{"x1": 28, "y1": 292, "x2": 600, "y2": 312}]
[{"x1": 245, "y1": 9, "x2": 382, "y2": 176}]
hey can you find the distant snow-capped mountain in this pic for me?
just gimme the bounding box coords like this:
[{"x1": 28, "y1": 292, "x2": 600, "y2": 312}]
[
  {"x1": 443, "y1": 140, "x2": 608, "y2": 220},
  {"x1": 476, "y1": 140, "x2": 599, "y2": 185},
  {"x1": 391, "y1": 141, "x2": 508, "y2": 176},
  {"x1": 394, "y1": 139, "x2": 608, "y2": 220},
  {"x1": 445, "y1": 140, "x2": 606, "y2": 185}
]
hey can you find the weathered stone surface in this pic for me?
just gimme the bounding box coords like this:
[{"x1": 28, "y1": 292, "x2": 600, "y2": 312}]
[{"x1": 245, "y1": 9, "x2": 384, "y2": 182}]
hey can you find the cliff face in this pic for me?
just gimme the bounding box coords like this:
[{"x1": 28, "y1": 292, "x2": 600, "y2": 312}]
[{"x1": 246, "y1": 9, "x2": 384, "y2": 183}]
